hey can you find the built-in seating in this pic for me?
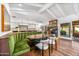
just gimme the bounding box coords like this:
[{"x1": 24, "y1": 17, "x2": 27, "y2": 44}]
[
  {"x1": 8, "y1": 31, "x2": 42, "y2": 56},
  {"x1": 8, "y1": 32, "x2": 30, "y2": 56}
]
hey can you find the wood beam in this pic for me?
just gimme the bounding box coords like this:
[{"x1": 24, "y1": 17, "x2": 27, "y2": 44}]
[{"x1": 1, "y1": 4, "x2": 5, "y2": 32}]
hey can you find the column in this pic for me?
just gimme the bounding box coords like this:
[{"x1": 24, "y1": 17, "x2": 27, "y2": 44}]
[
  {"x1": 0, "y1": 4, "x2": 1, "y2": 32},
  {"x1": 1, "y1": 4, "x2": 5, "y2": 32}
]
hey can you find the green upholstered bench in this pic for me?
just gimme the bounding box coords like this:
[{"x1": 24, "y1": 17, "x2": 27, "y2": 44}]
[{"x1": 8, "y1": 32, "x2": 30, "y2": 56}]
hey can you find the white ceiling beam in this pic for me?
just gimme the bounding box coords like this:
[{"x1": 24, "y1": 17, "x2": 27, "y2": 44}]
[
  {"x1": 12, "y1": 11, "x2": 47, "y2": 20},
  {"x1": 10, "y1": 8, "x2": 25, "y2": 11},
  {"x1": 24, "y1": 4, "x2": 56, "y2": 20},
  {"x1": 74, "y1": 4, "x2": 79, "y2": 15},
  {"x1": 10, "y1": 8, "x2": 37, "y2": 13},
  {"x1": 46, "y1": 9, "x2": 57, "y2": 18},
  {"x1": 26, "y1": 4, "x2": 43, "y2": 8},
  {"x1": 12, "y1": 11, "x2": 38, "y2": 16},
  {"x1": 38, "y1": 3, "x2": 53, "y2": 13},
  {"x1": 10, "y1": 10, "x2": 34, "y2": 12},
  {"x1": 55, "y1": 4, "x2": 65, "y2": 16}
]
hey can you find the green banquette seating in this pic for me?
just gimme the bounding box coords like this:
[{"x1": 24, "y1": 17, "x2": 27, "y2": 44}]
[{"x1": 8, "y1": 32, "x2": 30, "y2": 56}]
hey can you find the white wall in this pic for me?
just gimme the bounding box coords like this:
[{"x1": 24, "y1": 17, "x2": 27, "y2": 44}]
[
  {"x1": 4, "y1": 7, "x2": 10, "y2": 25},
  {"x1": 58, "y1": 14, "x2": 79, "y2": 40}
]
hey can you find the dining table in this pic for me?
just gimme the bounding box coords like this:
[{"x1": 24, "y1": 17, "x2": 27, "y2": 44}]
[{"x1": 28, "y1": 34, "x2": 59, "y2": 56}]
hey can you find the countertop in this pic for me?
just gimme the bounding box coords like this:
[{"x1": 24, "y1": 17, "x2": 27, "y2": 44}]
[{"x1": 0, "y1": 31, "x2": 12, "y2": 39}]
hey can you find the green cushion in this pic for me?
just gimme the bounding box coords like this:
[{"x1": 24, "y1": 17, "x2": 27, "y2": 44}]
[
  {"x1": 8, "y1": 35, "x2": 15, "y2": 55},
  {"x1": 16, "y1": 33, "x2": 22, "y2": 42},
  {"x1": 11, "y1": 41, "x2": 30, "y2": 56},
  {"x1": 14, "y1": 35, "x2": 16, "y2": 43},
  {"x1": 15, "y1": 40, "x2": 28, "y2": 47},
  {"x1": 13, "y1": 48, "x2": 30, "y2": 56},
  {"x1": 9, "y1": 32, "x2": 30, "y2": 56},
  {"x1": 16, "y1": 33, "x2": 19, "y2": 42},
  {"x1": 13, "y1": 41, "x2": 30, "y2": 54},
  {"x1": 24, "y1": 32, "x2": 27, "y2": 38}
]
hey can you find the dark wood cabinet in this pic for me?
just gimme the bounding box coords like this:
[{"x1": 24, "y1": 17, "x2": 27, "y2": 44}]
[{"x1": 48, "y1": 20, "x2": 58, "y2": 37}]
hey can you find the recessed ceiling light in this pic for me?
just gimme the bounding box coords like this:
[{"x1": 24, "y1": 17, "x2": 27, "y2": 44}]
[{"x1": 18, "y1": 4, "x2": 22, "y2": 6}]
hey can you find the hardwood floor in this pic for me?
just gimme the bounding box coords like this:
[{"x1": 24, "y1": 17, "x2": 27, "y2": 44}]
[
  {"x1": 52, "y1": 39, "x2": 79, "y2": 56},
  {"x1": 21, "y1": 39, "x2": 79, "y2": 56},
  {"x1": 1, "y1": 38, "x2": 79, "y2": 56}
]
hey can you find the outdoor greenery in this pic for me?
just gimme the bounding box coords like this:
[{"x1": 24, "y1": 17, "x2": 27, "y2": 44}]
[{"x1": 60, "y1": 30, "x2": 66, "y2": 35}]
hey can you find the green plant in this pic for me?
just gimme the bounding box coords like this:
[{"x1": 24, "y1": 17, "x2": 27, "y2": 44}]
[{"x1": 60, "y1": 30, "x2": 66, "y2": 35}]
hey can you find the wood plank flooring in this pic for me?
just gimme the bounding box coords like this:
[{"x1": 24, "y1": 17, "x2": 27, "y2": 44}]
[{"x1": 21, "y1": 39, "x2": 79, "y2": 56}]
